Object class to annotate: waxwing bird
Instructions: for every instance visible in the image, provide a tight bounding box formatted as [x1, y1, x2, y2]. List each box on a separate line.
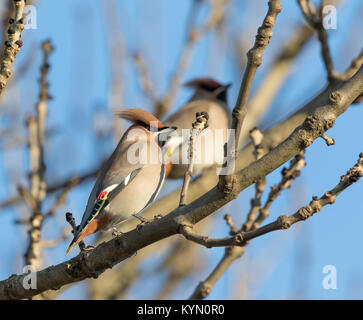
[163, 77, 230, 178]
[66, 108, 177, 255]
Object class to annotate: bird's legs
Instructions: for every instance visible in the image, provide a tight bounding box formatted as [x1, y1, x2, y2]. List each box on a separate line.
[132, 213, 151, 232]
[132, 213, 150, 223]
[80, 244, 95, 252]
[112, 227, 123, 237]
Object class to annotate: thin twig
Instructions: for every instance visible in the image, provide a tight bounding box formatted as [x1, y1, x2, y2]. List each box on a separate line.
[183, 153, 363, 249]
[243, 128, 266, 231]
[297, 0, 341, 83]
[156, 0, 228, 118]
[65, 212, 85, 251]
[237, 22, 314, 146]
[224, 214, 237, 235]
[100, 0, 124, 141]
[252, 150, 306, 229]
[189, 246, 244, 300]
[179, 112, 209, 206]
[44, 181, 77, 218]
[219, 0, 282, 193]
[132, 52, 158, 104]
[0, 166, 101, 211]
[24, 40, 54, 269]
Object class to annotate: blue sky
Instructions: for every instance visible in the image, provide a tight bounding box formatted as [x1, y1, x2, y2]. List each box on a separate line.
[0, 0, 362, 299]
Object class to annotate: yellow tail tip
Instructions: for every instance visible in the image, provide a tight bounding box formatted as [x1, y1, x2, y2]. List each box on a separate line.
[65, 242, 76, 256]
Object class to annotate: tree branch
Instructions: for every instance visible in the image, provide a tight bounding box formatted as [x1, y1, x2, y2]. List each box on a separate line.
[23, 40, 54, 270]
[156, 0, 227, 118]
[219, 0, 282, 192]
[179, 112, 209, 206]
[0, 64, 361, 299]
[0, 0, 25, 93]
[186, 152, 362, 250]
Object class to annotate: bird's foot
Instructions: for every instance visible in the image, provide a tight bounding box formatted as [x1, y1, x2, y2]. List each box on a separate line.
[81, 245, 94, 252]
[132, 213, 151, 233]
[112, 228, 123, 237]
[153, 214, 163, 220]
[132, 213, 150, 224]
[136, 222, 147, 233]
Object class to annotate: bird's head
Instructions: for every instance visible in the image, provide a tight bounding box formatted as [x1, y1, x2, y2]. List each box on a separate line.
[115, 108, 180, 160]
[184, 77, 231, 103]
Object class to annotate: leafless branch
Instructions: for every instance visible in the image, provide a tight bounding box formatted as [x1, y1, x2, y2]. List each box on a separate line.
[238, 23, 314, 146]
[219, 0, 282, 192]
[65, 212, 85, 251]
[156, 0, 228, 118]
[0, 166, 101, 211]
[100, 0, 124, 141]
[186, 152, 362, 250]
[243, 128, 266, 231]
[189, 246, 245, 300]
[24, 40, 54, 270]
[0, 0, 25, 94]
[132, 53, 158, 104]
[179, 112, 209, 206]
[252, 150, 306, 229]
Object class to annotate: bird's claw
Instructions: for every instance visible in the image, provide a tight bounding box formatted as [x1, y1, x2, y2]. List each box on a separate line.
[132, 213, 150, 224]
[136, 222, 147, 233]
[81, 245, 94, 252]
[112, 228, 123, 237]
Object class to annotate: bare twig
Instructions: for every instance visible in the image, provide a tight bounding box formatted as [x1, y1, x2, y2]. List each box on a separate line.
[224, 214, 237, 235]
[0, 0, 25, 94]
[44, 181, 77, 218]
[100, 0, 124, 141]
[238, 23, 314, 146]
[40, 227, 68, 249]
[242, 128, 266, 231]
[132, 53, 158, 104]
[183, 153, 363, 250]
[0, 166, 101, 211]
[65, 212, 85, 251]
[189, 246, 244, 300]
[296, 0, 360, 84]
[252, 150, 306, 229]
[179, 112, 209, 206]
[219, 0, 282, 192]
[156, 0, 228, 118]
[24, 40, 54, 269]
[341, 48, 363, 82]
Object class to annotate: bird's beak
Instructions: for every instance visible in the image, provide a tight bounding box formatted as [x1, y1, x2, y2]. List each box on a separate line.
[215, 83, 231, 94]
[224, 83, 232, 89]
[163, 134, 185, 161]
[158, 126, 177, 135]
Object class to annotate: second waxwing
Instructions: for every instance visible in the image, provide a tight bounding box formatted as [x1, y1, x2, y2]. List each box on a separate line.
[163, 77, 230, 179]
[66, 108, 177, 255]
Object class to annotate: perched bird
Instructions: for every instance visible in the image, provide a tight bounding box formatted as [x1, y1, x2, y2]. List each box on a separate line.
[163, 77, 231, 178]
[66, 108, 177, 255]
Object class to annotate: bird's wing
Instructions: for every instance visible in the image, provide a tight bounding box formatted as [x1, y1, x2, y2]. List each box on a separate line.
[78, 138, 147, 232]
